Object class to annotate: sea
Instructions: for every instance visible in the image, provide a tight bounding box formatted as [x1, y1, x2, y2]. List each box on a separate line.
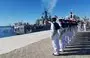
[0, 26, 15, 38]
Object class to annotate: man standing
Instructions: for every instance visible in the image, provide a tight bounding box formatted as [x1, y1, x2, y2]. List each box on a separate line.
[83, 21, 86, 31]
[50, 18, 60, 56]
[58, 19, 64, 52]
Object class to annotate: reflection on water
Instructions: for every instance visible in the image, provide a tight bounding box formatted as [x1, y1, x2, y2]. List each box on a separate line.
[0, 26, 15, 38]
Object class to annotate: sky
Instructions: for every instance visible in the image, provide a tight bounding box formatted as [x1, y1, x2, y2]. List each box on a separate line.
[0, 0, 90, 26]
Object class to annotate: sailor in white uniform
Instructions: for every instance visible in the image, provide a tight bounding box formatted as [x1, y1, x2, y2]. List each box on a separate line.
[58, 19, 64, 52]
[78, 22, 81, 32]
[50, 18, 60, 56]
[83, 22, 86, 31]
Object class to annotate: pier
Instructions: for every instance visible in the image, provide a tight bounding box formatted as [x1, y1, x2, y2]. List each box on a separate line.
[0, 26, 90, 58]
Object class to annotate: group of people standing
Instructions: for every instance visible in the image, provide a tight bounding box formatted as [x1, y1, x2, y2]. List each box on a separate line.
[50, 17, 78, 56]
[78, 21, 87, 32]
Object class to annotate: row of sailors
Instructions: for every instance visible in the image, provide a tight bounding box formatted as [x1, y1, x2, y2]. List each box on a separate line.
[49, 18, 78, 29]
[50, 18, 86, 56]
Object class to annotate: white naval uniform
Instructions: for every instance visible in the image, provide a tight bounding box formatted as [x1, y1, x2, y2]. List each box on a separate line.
[50, 22, 60, 54]
[78, 23, 81, 32]
[83, 23, 86, 31]
[58, 22, 63, 51]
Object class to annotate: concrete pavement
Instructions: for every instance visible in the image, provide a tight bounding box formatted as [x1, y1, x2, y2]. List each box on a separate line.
[0, 30, 90, 58]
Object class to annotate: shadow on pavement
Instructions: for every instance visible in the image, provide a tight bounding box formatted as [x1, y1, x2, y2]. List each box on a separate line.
[60, 43, 90, 56]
